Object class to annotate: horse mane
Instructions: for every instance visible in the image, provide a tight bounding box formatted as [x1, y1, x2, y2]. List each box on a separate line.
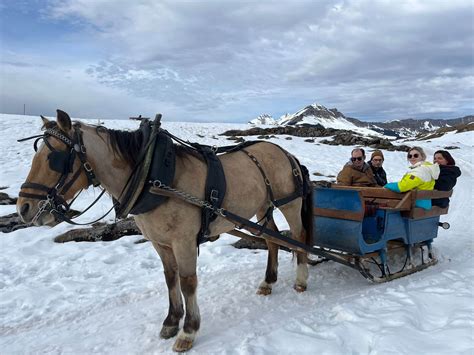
[105, 126, 203, 167]
[106, 127, 144, 166]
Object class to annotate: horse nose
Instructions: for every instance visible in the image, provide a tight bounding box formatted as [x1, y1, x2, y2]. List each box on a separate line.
[19, 202, 31, 219]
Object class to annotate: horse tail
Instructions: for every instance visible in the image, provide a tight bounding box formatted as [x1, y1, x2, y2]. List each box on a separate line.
[295, 161, 313, 246]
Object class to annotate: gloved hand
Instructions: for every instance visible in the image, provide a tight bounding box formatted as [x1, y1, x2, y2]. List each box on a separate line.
[384, 182, 401, 192]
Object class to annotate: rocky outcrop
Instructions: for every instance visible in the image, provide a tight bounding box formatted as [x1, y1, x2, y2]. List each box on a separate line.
[221, 126, 409, 151]
[0, 192, 17, 205]
[221, 124, 339, 138]
[416, 122, 474, 140]
[0, 213, 27, 233]
[54, 217, 142, 243]
[320, 132, 410, 151]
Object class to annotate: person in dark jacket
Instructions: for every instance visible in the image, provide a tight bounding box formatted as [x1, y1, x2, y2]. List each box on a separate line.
[432, 150, 461, 208]
[368, 150, 387, 186]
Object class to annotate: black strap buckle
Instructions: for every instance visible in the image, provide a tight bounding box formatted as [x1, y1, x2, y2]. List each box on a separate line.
[210, 189, 219, 203]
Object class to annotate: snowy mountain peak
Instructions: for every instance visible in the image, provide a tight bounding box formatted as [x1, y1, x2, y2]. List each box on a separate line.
[277, 103, 349, 127]
[249, 103, 382, 136]
[248, 114, 277, 126]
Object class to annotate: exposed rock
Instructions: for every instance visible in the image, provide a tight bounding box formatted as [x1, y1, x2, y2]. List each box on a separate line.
[232, 237, 267, 250]
[457, 122, 474, 133]
[54, 217, 142, 243]
[320, 132, 409, 151]
[232, 234, 291, 252]
[0, 209, 84, 233]
[221, 124, 337, 138]
[312, 180, 334, 188]
[257, 135, 277, 140]
[0, 213, 28, 233]
[226, 136, 245, 143]
[0, 192, 17, 205]
[417, 122, 474, 140]
[221, 125, 408, 151]
[444, 146, 460, 150]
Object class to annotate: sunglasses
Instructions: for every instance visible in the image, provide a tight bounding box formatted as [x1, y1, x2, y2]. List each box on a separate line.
[408, 153, 420, 159]
[351, 157, 364, 162]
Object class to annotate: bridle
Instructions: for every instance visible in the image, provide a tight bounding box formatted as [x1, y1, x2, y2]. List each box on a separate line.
[18, 123, 107, 225]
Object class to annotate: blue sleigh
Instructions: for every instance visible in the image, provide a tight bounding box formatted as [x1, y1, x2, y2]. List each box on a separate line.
[311, 186, 452, 281]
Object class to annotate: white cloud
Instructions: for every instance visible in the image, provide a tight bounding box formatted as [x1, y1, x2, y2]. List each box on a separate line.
[1, 0, 472, 121]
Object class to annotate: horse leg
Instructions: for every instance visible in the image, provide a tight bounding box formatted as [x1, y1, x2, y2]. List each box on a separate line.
[151, 242, 184, 339]
[280, 199, 309, 292]
[172, 244, 200, 352]
[256, 206, 280, 296]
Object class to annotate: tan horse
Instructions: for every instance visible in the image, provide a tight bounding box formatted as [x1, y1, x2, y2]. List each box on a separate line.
[17, 110, 312, 352]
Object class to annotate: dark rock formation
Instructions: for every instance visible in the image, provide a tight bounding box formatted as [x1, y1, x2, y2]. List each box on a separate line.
[0, 213, 28, 233]
[221, 124, 338, 138]
[54, 217, 142, 243]
[320, 133, 410, 151]
[0, 192, 17, 205]
[232, 237, 268, 250]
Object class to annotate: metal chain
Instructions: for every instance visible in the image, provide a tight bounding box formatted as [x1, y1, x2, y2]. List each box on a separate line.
[150, 180, 226, 217]
[45, 129, 73, 146]
[31, 198, 53, 225]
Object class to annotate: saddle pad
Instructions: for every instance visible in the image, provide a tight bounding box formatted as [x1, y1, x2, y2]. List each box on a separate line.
[129, 131, 176, 215]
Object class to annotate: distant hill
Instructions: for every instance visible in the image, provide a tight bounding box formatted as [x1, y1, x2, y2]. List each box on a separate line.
[347, 115, 474, 138]
[249, 103, 474, 138]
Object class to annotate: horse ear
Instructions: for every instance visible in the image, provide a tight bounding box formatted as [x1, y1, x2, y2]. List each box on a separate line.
[40, 115, 50, 127]
[56, 109, 72, 132]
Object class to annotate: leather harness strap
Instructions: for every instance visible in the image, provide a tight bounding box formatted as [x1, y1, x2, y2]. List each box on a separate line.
[18, 123, 107, 225]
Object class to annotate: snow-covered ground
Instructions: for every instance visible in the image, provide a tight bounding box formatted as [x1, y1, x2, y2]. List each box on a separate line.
[0, 114, 473, 354]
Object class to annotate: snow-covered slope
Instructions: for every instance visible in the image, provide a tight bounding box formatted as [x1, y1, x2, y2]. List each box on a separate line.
[255, 103, 385, 137]
[248, 114, 277, 126]
[1, 114, 473, 354]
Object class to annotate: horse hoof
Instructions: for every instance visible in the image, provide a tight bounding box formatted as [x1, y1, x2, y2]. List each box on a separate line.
[160, 325, 179, 339]
[173, 337, 194, 352]
[256, 286, 272, 295]
[294, 284, 307, 293]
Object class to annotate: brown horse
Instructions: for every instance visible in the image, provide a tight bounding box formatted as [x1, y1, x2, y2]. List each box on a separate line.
[17, 110, 312, 352]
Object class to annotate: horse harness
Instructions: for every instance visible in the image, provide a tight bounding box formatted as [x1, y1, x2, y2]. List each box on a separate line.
[104, 115, 309, 245]
[18, 117, 310, 247]
[18, 123, 103, 225]
[144, 126, 310, 245]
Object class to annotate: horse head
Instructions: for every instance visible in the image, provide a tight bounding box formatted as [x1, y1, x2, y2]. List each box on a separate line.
[17, 110, 93, 226]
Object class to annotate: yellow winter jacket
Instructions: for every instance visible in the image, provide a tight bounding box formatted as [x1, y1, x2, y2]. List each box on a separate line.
[398, 162, 440, 192]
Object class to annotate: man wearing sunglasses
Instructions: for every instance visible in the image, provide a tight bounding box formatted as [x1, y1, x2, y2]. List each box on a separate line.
[336, 148, 377, 187]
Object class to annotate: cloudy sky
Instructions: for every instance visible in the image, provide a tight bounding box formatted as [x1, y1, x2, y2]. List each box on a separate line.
[1, 0, 473, 122]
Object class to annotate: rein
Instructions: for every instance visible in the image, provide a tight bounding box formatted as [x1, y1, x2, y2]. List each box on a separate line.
[18, 124, 110, 225]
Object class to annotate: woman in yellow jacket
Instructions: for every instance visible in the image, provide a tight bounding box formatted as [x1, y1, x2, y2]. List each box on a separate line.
[384, 146, 440, 210]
